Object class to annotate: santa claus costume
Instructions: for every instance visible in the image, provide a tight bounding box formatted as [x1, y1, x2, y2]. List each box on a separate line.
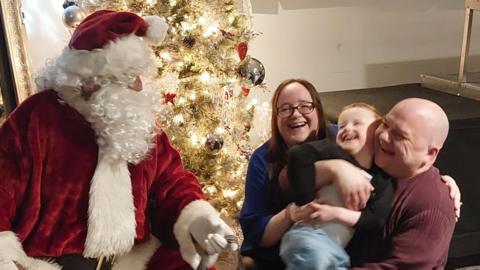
[0, 10, 235, 270]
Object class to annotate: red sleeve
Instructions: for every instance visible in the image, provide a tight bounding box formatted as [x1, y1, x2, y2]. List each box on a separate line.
[149, 132, 205, 245]
[0, 113, 32, 232]
[353, 209, 454, 269]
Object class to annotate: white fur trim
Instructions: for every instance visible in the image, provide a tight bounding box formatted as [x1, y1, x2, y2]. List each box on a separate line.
[0, 231, 26, 263]
[0, 231, 61, 270]
[173, 200, 219, 269]
[142, 16, 168, 45]
[83, 154, 137, 258]
[52, 35, 156, 85]
[112, 235, 161, 270]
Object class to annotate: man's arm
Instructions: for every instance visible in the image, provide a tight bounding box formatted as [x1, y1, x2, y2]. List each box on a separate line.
[0, 112, 34, 268]
[353, 209, 455, 269]
[150, 132, 206, 243]
[314, 159, 373, 210]
[151, 133, 236, 269]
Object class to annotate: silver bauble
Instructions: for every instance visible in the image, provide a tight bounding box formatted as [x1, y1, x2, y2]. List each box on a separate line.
[205, 134, 224, 154]
[62, 5, 86, 28]
[238, 56, 265, 86]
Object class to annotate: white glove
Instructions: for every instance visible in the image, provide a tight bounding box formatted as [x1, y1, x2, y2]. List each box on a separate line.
[189, 214, 239, 268]
[0, 259, 18, 270]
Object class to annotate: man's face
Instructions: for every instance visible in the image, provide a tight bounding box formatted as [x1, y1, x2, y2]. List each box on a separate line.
[374, 107, 430, 179]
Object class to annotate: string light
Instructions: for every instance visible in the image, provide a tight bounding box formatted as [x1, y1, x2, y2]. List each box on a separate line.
[145, 0, 157, 6]
[160, 51, 172, 61]
[200, 71, 210, 82]
[190, 134, 200, 145]
[173, 114, 184, 125]
[223, 189, 239, 199]
[203, 24, 218, 37]
[177, 97, 187, 105]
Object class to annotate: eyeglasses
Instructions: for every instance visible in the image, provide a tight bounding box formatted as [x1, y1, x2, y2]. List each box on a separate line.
[277, 102, 315, 118]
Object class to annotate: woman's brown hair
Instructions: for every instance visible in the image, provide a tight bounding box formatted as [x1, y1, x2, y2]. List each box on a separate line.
[267, 79, 330, 165]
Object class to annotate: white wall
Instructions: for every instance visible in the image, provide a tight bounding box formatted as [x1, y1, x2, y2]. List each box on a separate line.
[248, 0, 480, 100]
[21, 0, 480, 98]
[22, 0, 71, 82]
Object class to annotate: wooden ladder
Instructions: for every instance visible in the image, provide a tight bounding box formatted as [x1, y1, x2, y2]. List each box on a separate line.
[459, 0, 480, 82]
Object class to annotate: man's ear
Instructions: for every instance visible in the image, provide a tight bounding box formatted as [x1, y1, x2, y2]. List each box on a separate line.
[427, 146, 439, 163]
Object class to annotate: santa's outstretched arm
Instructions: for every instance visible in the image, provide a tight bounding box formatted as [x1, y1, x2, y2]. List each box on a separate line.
[149, 133, 237, 269]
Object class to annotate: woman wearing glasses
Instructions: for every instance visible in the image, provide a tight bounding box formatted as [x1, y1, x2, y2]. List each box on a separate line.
[239, 78, 354, 268]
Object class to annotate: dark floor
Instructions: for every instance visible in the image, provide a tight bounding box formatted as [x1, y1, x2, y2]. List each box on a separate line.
[318, 83, 480, 122]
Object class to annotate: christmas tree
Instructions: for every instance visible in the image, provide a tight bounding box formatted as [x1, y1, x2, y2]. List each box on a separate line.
[72, 0, 266, 220]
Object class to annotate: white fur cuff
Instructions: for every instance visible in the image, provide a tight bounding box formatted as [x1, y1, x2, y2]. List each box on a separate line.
[0, 231, 26, 262]
[112, 235, 161, 270]
[0, 231, 61, 270]
[173, 200, 219, 269]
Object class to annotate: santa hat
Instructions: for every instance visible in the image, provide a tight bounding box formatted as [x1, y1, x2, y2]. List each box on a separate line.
[55, 10, 168, 81]
[70, 10, 166, 50]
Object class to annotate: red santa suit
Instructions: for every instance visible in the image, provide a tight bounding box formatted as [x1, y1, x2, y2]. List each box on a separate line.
[0, 10, 231, 270]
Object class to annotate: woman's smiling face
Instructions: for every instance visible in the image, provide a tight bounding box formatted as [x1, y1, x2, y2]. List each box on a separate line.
[276, 82, 319, 148]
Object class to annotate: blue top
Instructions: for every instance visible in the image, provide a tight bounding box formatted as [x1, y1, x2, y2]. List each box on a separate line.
[239, 124, 338, 262]
[240, 140, 271, 250]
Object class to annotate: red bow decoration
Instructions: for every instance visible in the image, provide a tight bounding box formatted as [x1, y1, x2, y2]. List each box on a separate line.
[163, 93, 176, 105]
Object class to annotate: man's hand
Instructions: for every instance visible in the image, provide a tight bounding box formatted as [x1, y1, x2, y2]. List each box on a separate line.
[189, 214, 238, 268]
[441, 175, 461, 220]
[316, 159, 373, 210]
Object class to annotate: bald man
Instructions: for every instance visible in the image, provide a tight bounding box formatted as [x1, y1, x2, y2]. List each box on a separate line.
[300, 98, 456, 268]
[350, 98, 456, 269]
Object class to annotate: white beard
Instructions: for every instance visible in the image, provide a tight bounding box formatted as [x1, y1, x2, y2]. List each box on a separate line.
[57, 81, 161, 164]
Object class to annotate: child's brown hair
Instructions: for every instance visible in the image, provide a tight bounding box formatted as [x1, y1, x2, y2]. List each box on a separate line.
[340, 102, 382, 120]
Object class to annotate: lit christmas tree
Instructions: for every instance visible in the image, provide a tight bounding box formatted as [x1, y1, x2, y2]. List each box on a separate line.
[71, 0, 267, 220]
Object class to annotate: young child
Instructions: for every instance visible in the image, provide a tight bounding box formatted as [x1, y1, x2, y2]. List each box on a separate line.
[279, 103, 395, 269]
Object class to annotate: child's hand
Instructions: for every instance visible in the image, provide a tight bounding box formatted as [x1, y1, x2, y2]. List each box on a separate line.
[307, 201, 361, 226]
[307, 202, 339, 223]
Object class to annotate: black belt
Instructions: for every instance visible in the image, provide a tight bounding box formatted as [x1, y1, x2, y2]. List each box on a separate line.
[54, 254, 115, 270]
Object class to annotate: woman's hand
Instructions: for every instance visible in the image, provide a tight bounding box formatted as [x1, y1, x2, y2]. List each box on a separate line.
[441, 175, 461, 220]
[315, 159, 373, 210]
[286, 203, 314, 223]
